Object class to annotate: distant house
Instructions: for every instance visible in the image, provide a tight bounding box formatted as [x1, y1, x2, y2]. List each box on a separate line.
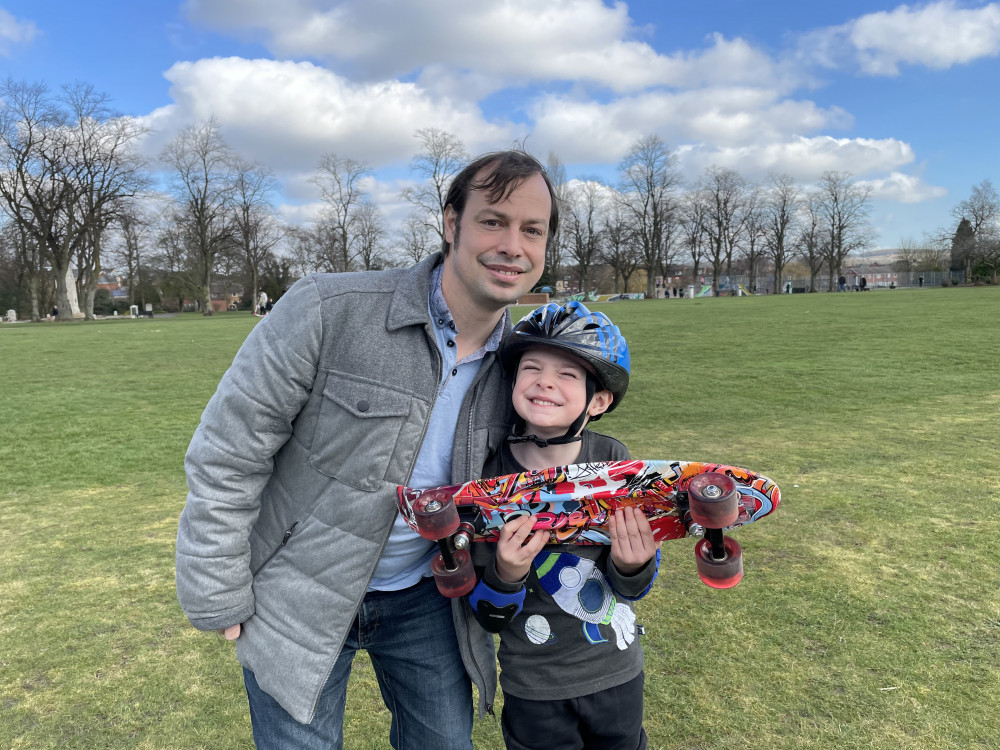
[96, 271, 129, 301]
[180, 283, 245, 313]
[844, 264, 899, 289]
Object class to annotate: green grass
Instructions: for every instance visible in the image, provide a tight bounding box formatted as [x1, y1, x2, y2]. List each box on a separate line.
[2, 289, 998, 749]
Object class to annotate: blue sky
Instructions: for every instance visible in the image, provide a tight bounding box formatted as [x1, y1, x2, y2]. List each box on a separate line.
[3, 0, 999, 250]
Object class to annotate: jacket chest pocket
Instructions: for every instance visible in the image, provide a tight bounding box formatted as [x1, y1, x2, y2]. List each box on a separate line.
[309, 376, 415, 492]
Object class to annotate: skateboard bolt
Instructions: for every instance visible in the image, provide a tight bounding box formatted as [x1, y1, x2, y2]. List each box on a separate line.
[423, 499, 442, 512]
[701, 484, 722, 499]
[454, 533, 470, 550]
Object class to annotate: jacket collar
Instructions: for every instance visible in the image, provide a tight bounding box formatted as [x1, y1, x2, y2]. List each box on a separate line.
[385, 251, 514, 344]
[386, 252, 444, 331]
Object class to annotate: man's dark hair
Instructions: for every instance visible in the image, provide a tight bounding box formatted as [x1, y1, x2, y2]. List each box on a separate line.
[442, 150, 559, 256]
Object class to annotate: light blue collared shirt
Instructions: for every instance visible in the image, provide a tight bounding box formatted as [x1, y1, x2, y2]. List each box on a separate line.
[368, 264, 508, 591]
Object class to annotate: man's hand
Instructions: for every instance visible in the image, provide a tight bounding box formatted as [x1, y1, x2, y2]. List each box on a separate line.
[494, 515, 547, 583]
[609, 507, 659, 575]
[219, 624, 241, 641]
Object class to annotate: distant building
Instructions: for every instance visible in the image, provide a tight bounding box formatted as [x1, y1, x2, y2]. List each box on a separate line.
[844, 264, 899, 289]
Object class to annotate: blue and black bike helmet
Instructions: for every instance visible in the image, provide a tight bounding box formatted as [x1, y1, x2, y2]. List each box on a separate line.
[501, 301, 631, 446]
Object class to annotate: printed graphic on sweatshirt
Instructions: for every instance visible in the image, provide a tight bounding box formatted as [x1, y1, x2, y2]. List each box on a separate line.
[523, 614, 557, 645]
[532, 551, 635, 650]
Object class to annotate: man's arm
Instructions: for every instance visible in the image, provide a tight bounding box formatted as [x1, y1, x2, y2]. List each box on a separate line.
[175, 277, 323, 631]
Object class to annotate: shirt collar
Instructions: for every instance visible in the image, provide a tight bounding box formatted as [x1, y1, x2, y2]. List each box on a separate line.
[429, 263, 510, 358]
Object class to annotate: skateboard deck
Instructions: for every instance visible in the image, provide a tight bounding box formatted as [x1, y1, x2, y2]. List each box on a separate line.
[397, 460, 779, 594]
[398, 459, 779, 545]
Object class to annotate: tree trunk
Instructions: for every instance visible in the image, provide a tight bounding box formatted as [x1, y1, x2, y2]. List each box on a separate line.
[29, 275, 41, 322]
[201, 258, 213, 315]
[52, 262, 74, 320]
[84, 284, 97, 320]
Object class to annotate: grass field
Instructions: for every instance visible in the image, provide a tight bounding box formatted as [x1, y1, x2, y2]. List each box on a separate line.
[1, 287, 998, 749]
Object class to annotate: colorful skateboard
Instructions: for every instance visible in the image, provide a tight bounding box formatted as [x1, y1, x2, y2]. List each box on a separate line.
[397, 460, 780, 597]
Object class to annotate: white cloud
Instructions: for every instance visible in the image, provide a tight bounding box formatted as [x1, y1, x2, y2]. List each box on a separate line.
[675, 136, 916, 184]
[184, 0, 807, 94]
[857, 171, 948, 203]
[0, 8, 37, 56]
[137, 57, 512, 174]
[528, 87, 853, 164]
[800, 1, 1000, 75]
[154, 0, 958, 229]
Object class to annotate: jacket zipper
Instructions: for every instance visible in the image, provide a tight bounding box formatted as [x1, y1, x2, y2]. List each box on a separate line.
[252, 521, 300, 576]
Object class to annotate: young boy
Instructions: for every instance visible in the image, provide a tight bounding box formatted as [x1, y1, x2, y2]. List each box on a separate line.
[470, 301, 660, 750]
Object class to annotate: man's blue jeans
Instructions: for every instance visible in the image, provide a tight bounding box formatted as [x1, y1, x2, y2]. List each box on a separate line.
[244, 577, 474, 750]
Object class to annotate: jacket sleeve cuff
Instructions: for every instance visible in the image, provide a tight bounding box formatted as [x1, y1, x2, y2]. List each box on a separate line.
[185, 602, 256, 632]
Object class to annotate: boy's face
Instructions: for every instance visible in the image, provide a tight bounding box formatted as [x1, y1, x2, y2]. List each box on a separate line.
[512, 347, 613, 440]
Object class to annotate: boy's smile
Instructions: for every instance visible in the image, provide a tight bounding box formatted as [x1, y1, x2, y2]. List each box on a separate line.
[512, 347, 611, 440]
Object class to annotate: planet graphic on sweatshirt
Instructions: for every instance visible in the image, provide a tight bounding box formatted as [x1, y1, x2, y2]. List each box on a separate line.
[524, 615, 556, 645]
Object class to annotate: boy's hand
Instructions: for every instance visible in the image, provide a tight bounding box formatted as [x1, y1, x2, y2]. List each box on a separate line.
[609, 507, 659, 575]
[494, 515, 547, 583]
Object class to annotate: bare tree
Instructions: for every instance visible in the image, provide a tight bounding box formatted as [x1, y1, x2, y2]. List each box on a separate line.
[892, 236, 922, 273]
[700, 166, 747, 291]
[815, 171, 873, 291]
[284, 226, 325, 277]
[680, 191, 708, 290]
[64, 83, 149, 319]
[311, 153, 370, 273]
[599, 200, 640, 293]
[951, 179, 1000, 279]
[0, 218, 48, 320]
[400, 128, 468, 244]
[974, 234, 1000, 282]
[160, 118, 235, 314]
[738, 186, 768, 293]
[564, 179, 605, 296]
[917, 230, 951, 272]
[231, 157, 282, 312]
[617, 135, 680, 297]
[545, 151, 569, 287]
[152, 208, 201, 312]
[763, 173, 801, 296]
[397, 210, 435, 265]
[110, 196, 159, 309]
[0, 79, 146, 320]
[795, 196, 826, 292]
[354, 201, 387, 271]
[951, 179, 999, 238]
[0, 80, 75, 320]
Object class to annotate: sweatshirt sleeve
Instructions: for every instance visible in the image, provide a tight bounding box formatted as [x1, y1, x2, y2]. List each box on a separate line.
[606, 549, 660, 600]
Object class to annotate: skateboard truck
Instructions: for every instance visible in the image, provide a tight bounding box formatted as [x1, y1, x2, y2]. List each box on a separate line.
[411, 490, 477, 598]
[686, 473, 744, 589]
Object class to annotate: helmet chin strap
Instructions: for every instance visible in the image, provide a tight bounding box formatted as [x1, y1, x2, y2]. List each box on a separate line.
[507, 376, 596, 449]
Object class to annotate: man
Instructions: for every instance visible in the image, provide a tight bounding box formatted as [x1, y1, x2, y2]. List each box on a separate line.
[176, 151, 557, 749]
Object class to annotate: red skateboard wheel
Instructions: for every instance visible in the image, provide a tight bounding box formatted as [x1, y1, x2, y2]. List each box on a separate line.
[688, 472, 739, 529]
[412, 489, 460, 541]
[694, 536, 743, 589]
[431, 547, 475, 598]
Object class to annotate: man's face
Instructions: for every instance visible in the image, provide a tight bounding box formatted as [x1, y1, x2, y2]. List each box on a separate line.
[441, 170, 550, 316]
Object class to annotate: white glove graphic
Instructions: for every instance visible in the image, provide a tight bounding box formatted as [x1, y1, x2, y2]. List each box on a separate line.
[534, 552, 636, 650]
